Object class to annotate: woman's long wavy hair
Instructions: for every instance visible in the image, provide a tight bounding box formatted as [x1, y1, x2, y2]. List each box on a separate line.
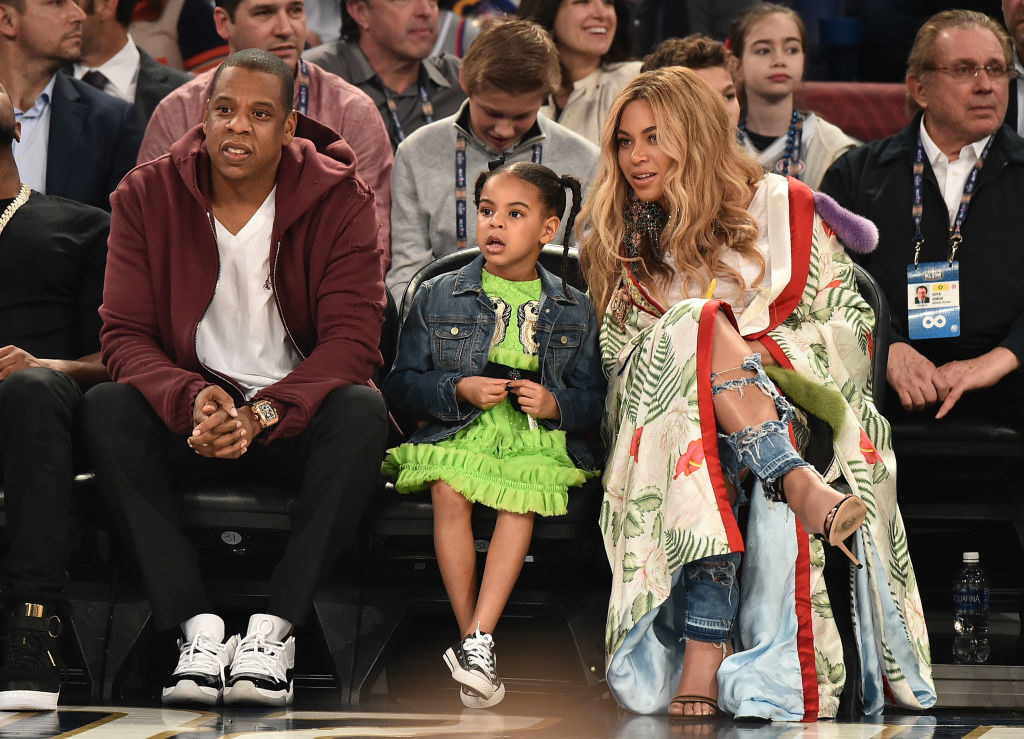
[579, 67, 765, 320]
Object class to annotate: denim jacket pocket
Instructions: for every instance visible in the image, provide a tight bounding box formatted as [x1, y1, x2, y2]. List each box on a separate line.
[540, 326, 584, 377]
[430, 318, 478, 373]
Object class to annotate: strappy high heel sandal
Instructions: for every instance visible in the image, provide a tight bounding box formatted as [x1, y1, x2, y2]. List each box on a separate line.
[819, 494, 867, 568]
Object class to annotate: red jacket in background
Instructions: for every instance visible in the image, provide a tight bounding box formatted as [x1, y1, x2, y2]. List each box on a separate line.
[100, 113, 385, 441]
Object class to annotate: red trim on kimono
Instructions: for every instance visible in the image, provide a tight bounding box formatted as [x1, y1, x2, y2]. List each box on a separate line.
[794, 514, 819, 721]
[762, 343, 819, 720]
[696, 299, 744, 553]
[747, 176, 816, 340]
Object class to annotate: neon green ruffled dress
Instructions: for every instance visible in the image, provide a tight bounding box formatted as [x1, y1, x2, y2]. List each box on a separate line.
[382, 271, 592, 516]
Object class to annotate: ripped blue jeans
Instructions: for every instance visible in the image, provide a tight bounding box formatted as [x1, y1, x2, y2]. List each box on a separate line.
[675, 552, 742, 643]
[713, 354, 809, 502]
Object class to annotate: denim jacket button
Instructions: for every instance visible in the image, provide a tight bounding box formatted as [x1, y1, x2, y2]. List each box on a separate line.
[450, 327, 459, 335]
[560, 335, 568, 344]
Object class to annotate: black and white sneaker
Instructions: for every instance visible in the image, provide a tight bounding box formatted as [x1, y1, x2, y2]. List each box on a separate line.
[0, 604, 63, 711]
[223, 617, 294, 706]
[161, 633, 238, 705]
[442, 628, 505, 708]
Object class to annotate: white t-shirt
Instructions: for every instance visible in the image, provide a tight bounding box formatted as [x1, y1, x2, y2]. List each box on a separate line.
[195, 187, 300, 400]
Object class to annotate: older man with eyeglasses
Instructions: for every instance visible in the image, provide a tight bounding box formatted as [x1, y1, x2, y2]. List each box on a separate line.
[821, 9, 1024, 430]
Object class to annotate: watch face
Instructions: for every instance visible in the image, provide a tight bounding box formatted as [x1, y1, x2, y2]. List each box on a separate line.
[255, 401, 277, 425]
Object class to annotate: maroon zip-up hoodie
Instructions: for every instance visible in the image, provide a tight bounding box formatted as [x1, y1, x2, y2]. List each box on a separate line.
[100, 114, 385, 441]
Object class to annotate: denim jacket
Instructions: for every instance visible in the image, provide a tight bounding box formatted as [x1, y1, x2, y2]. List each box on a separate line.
[382, 255, 606, 470]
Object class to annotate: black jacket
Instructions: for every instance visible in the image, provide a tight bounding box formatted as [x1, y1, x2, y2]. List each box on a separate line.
[47, 72, 142, 211]
[820, 115, 1024, 369]
[134, 47, 192, 127]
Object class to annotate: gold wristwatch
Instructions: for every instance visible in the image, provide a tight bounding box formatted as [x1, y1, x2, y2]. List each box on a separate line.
[250, 399, 279, 430]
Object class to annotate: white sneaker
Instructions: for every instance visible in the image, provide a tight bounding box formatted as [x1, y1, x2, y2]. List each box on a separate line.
[223, 616, 295, 706]
[161, 633, 238, 705]
[442, 628, 505, 708]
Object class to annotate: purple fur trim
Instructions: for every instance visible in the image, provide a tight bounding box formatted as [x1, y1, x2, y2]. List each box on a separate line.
[813, 191, 878, 254]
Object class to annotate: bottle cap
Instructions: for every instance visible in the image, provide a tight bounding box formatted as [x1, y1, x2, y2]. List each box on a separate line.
[963, 552, 980, 562]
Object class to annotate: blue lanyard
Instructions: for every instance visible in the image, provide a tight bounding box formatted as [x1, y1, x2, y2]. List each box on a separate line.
[384, 81, 434, 144]
[912, 136, 992, 267]
[455, 134, 542, 249]
[297, 60, 309, 116]
[739, 109, 803, 177]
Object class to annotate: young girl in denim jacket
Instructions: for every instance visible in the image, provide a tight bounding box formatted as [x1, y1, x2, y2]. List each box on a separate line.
[382, 162, 605, 708]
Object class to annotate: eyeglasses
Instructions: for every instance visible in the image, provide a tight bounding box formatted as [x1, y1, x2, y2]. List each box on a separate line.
[926, 63, 1019, 81]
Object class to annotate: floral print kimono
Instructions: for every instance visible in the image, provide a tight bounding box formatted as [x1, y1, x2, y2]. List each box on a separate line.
[599, 174, 936, 719]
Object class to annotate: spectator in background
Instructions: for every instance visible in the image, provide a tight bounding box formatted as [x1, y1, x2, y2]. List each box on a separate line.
[304, 0, 465, 151]
[431, 0, 482, 59]
[0, 80, 110, 712]
[130, 0, 229, 73]
[83, 49, 387, 708]
[138, 0, 394, 264]
[0, 0, 142, 210]
[821, 10, 1024, 428]
[640, 34, 740, 127]
[386, 19, 598, 300]
[1003, 0, 1024, 135]
[517, 0, 640, 146]
[729, 3, 856, 189]
[75, 0, 192, 127]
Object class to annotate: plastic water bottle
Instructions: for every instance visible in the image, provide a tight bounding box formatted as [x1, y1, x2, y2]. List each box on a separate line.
[952, 552, 990, 664]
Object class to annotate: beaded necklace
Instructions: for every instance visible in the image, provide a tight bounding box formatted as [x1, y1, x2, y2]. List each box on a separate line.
[0, 183, 30, 236]
[739, 109, 804, 177]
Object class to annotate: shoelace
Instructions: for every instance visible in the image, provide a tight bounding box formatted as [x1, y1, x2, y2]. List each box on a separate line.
[231, 632, 288, 683]
[175, 633, 228, 682]
[462, 628, 496, 682]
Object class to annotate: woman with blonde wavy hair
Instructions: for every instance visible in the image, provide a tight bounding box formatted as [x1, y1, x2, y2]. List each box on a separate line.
[583, 67, 935, 721]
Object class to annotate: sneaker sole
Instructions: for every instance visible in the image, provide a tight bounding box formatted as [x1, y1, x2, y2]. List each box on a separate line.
[0, 689, 59, 711]
[161, 680, 221, 706]
[223, 679, 294, 706]
[460, 682, 505, 709]
[442, 647, 497, 699]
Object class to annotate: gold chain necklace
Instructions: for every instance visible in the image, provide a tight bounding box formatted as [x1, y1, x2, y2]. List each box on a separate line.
[0, 183, 31, 235]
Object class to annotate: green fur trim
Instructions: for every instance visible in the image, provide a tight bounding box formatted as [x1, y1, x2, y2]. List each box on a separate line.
[765, 366, 846, 438]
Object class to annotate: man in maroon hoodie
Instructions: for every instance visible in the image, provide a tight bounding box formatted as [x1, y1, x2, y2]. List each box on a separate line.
[81, 48, 386, 707]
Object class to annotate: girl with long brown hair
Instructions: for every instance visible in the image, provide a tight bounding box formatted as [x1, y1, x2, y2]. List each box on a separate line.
[729, 3, 857, 188]
[582, 67, 934, 720]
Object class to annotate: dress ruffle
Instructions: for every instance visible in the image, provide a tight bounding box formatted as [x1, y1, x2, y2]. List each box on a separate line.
[382, 398, 591, 516]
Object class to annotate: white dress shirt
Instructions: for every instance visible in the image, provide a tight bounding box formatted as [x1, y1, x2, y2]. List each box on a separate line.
[919, 118, 991, 225]
[12, 75, 56, 193]
[74, 35, 141, 104]
[195, 187, 301, 401]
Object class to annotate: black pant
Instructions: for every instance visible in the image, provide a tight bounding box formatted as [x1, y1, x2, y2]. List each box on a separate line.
[82, 382, 387, 631]
[0, 368, 82, 604]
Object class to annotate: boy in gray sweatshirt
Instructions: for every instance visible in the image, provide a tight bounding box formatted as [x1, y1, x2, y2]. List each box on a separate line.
[387, 19, 600, 300]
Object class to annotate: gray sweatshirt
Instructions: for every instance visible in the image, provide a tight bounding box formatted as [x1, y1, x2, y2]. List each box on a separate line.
[387, 100, 599, 299]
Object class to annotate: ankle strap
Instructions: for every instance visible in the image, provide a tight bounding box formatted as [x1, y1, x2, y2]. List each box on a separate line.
[7, 613, 62, 638]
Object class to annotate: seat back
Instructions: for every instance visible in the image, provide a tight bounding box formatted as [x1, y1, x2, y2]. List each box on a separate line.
[798, 81, 910, 142]
[852, 262, 891, 412]
[399, 245, 585, 326]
